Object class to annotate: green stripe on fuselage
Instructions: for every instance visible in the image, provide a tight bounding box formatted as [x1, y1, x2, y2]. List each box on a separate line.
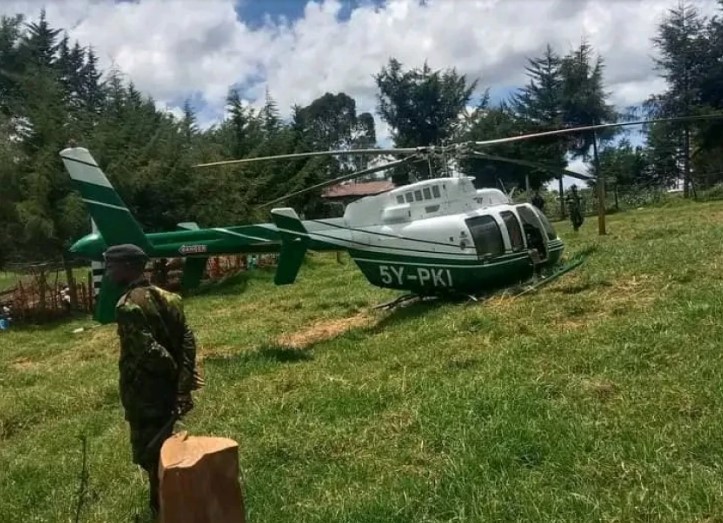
[351, 251, 533, 294]
[350, 241, 565, 294]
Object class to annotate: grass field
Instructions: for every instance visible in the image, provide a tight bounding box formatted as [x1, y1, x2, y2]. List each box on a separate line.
[0, 267, 90, 292]
[2, 199, 723, 522]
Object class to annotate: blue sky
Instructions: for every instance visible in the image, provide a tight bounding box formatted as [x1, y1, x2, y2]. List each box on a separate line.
[235, 0, 387, 27]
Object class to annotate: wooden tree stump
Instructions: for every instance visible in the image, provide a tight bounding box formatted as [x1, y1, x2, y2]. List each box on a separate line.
[158, 432, 245, 523]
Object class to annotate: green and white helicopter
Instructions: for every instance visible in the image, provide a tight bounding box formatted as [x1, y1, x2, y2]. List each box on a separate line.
[60, 114, 720, 323]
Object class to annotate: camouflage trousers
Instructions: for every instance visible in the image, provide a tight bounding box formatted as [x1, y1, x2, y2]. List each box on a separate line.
[129, 416, 175, 513]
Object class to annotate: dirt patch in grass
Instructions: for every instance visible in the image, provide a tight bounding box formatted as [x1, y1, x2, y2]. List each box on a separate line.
[9, 357, 38, 371]
[580, 378, 619, 401]
[554, 318, 590, 332]
[599, 275, 659, 312]
[485, 294, 519, 312]
[277, 313, 375, 349]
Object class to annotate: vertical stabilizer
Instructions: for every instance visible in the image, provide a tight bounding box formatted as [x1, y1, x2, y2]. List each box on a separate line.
[270, 208, 309, 285]
[59, 147, 152, 252]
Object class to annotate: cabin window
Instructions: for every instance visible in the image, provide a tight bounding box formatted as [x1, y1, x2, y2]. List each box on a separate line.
[405, 193, 414, 203]
[414, 190, 423, 201]
[423, 187, 432, 200]
[396, 195, 404, 204]
[433, 186, 441, 197]
[500, 211, 525, 251]
[425, 205, 440, 213]
[465, 215, 504, 257]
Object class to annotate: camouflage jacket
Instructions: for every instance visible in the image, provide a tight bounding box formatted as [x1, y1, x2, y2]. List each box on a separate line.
[115, 278, 199, 422]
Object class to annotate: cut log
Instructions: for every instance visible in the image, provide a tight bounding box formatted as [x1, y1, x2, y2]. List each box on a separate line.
[158, 431, 245, 523]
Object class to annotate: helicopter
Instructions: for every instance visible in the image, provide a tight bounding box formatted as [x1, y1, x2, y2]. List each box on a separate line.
[60, 113, 722, 323]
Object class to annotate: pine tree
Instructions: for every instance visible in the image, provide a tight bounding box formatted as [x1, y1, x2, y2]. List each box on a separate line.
[225, 88, 255, 159]
[261, 87, 281, 137]
[692, 2, 723, 183]
[560, 40, 617, 159]
[21, 9, 61, 69]
[81, 47, 104, 117]
[0, 14, 25, 116]
[180, 99, 198, 143]
[509, 45, 567, 195]
[375, 58, 477, 183]
[648, 1, 708, 196]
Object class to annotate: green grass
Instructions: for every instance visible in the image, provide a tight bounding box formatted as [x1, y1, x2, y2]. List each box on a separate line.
[0, 271, 20, 292]
[0, 267, 90, 292]
[3, 200, 723, 522]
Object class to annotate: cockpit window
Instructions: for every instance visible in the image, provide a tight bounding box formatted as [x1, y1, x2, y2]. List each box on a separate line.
[535, 210, 557, 240]
[396, 195, 404, 204]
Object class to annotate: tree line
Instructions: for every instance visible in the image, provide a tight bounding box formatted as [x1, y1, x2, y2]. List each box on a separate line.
[0, 2, 721, 267]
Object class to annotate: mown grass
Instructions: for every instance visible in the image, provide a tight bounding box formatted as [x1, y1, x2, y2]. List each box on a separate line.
[3, 200, 723, 522]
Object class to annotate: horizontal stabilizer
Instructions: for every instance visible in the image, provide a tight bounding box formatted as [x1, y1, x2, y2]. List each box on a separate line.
[270, 208, 309, 285]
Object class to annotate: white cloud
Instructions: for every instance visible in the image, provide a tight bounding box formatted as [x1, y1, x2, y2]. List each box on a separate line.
[3, 0, 719, 135]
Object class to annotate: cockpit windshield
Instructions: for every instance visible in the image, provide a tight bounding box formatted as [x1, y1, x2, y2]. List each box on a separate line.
[533, 209, 558, 240]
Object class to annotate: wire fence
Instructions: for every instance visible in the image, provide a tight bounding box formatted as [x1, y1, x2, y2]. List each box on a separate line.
[512, 182, 700, 222]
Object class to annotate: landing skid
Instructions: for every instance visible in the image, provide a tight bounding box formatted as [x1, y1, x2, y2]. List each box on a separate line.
[373, 293, 436, 310]
[469, 249, 591, 301]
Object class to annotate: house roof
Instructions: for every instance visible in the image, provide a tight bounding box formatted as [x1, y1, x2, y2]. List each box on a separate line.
[322, 180, 395, 199]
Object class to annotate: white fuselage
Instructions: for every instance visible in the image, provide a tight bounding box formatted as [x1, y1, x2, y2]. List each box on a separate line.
[302, 176, 559, 261]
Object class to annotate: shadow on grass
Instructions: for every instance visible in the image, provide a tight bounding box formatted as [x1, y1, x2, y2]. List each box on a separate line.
[184, 266, 278, 299]
[186, 271, 251, 298]
[369, 298, 445, 331]
[203, 343, 314, 378]
[256, 344, 314, 363]
[5, 311, 94, 332]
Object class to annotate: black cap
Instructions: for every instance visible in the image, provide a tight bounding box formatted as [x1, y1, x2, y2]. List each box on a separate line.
[103, 244, 149, 264]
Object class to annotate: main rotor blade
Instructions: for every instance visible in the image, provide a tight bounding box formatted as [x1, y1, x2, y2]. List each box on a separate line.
[258, 156, 421, 208]
[471, 113, 723, 148]
[467, 151, 594, 182]
[193, 147, 419, 168]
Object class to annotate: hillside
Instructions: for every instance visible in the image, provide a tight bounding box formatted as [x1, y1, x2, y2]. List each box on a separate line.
[2, 200, 723, 522]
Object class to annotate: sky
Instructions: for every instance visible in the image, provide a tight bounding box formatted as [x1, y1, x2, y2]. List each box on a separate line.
[2, 0, 719, 187]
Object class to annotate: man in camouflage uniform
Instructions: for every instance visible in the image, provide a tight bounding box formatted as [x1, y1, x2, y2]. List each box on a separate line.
[104, 244, 203, 516]
[566, 185, 584, 232]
